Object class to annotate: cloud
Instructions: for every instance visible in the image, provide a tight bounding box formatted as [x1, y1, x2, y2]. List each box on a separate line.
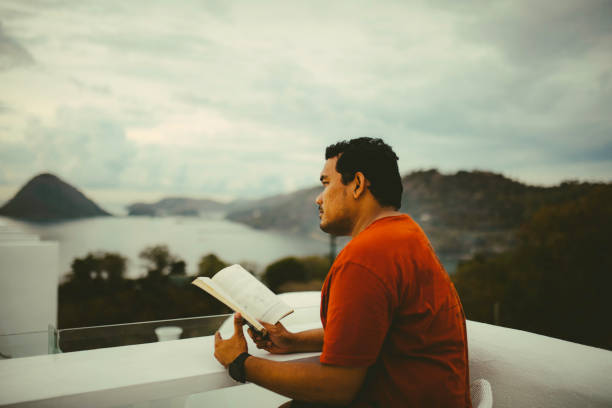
[456, 0, 612, 66]
[125, 109, 234, 147]
[0, 0, 610, 202]
[0, 142, 35, 185]
[0, 101, 10, 114]
[2, 102, 322, 198]
[0, 21, 34, 70]
[22, 107, 136, 189]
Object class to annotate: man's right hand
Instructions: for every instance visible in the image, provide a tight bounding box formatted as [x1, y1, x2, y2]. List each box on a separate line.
[248, 321, 297, 354]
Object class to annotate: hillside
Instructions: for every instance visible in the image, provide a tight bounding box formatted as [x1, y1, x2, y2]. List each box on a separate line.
[227, 169, 600, 233]
[400, 169, 597, 230]
[0, 173, 110, 221]
[225, 186, 323, 236]
[224, 169, 607, 271]
[127, 197, 226, 216]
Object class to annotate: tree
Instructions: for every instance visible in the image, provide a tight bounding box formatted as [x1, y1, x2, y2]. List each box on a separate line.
[68, 252, 127, 285]
[261, 255, 332, 293]
[453, 186, 612, 349]
[300, 256, 332, 281]
[139, 244, 184, 280]
[169, 260, 186, 276]
[263, 257, 308, 293]
[197, 253, 229, 278]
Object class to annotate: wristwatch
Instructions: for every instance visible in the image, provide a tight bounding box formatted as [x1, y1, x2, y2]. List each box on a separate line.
[228, 352, 251, 383]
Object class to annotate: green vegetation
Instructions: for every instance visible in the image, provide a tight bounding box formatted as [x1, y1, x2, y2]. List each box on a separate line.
[59, 248, 228, 329]
[262, 255, 331, 293]
[452, 185, 612, 350]
[197, 253, 229, 278]
[139, 244, 186, 279]
[67, 252, 127, 285]
[58, 249, 331, 329]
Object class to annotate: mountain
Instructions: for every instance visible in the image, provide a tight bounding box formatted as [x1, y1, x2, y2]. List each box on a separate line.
[127, 197, 226, 216]
[227, 169, 601, 233]
[0, 173, 110, 221]
[224, 169, 607, 271]
[400, 169, 602, 229]
[401, 169, 536, 230]
[225, 186, 323, 236]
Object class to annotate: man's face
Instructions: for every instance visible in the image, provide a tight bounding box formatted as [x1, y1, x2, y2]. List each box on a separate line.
[315, 156, 354, 236]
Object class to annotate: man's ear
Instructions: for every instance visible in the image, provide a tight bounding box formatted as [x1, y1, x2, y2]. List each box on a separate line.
[352, 172, 367, 199]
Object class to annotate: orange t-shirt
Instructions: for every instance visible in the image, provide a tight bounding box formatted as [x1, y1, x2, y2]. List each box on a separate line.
[320, 215, 471, 408]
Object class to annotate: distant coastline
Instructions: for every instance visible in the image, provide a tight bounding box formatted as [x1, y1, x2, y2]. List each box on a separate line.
[4, 170, 609, 275]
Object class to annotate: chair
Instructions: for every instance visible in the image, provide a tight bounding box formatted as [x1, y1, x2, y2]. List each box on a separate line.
[470, 378, 493, 408]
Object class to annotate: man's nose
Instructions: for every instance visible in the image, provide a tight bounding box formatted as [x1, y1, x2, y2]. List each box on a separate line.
[315, 193, 322, 206]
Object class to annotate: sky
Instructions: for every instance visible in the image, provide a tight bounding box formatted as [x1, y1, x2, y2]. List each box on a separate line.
[0, 0, 611, 207]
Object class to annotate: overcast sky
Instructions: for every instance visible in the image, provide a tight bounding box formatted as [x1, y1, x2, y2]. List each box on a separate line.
[0, 0, 610, 205]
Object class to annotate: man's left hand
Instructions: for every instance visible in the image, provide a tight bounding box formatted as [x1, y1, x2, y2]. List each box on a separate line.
[214, 313, 248, 368]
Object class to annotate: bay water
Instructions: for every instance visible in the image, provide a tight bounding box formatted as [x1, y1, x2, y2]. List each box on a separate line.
[2, 215, 333, 280]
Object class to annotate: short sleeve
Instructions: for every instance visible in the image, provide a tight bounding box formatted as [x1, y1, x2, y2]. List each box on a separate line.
[320, 262, 392, 367]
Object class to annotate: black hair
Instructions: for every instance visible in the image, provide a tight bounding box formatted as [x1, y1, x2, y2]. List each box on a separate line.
[325, 137, 402, 209]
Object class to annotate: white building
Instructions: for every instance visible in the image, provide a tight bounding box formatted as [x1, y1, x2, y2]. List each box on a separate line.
[0, 218, 59, 358]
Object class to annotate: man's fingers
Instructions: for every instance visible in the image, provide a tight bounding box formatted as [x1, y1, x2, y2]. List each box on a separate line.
[248, 327, 259, 340]
[233, 313, 246, 339]
[233, 313, 243, 332]
[234, 313, 244, 328]
[254, 340, 272, 350]
[253, 338, 266, 346]
[214, 331, 222, 345]
[260, 321, 275, 332]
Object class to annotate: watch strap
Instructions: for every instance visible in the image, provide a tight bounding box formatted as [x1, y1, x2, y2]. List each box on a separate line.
[228, 352, 251, 383]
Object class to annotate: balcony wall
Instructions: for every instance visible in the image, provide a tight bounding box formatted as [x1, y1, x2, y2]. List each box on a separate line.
[1, 291, 611, 407]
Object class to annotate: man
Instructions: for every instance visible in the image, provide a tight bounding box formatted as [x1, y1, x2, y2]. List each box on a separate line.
[214, 137, 472, 407]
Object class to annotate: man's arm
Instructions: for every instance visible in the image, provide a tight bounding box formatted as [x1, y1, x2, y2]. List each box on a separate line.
[245, 357, 367, 405]
[291, 328, 324, 352]
[215, 314, 367, 405]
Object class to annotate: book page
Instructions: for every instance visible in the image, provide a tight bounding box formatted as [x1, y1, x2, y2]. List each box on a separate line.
[212, 264, 293, 324]
[191, 277, 264, 332]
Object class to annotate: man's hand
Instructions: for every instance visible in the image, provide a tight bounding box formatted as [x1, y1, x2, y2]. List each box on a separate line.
[214, 313, 248, 368]
[248, 321, 296, 354]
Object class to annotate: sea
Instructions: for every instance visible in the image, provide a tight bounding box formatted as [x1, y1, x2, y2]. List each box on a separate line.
[1, 213, 335, 280]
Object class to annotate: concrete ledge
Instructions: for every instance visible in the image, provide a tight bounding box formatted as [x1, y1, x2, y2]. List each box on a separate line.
[467, 320, 612, 408]
[0, 321, 321, 407]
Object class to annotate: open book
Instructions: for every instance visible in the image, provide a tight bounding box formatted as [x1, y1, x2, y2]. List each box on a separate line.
[192, 264, 294, 333]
